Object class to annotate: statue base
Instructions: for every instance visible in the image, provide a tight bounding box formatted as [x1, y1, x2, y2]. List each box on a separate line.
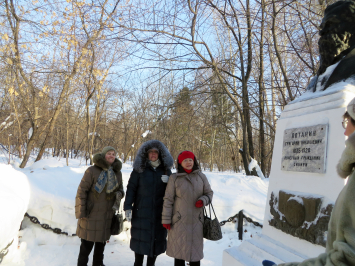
[222, 87, 355, 265]
[222, 233, 311, 266]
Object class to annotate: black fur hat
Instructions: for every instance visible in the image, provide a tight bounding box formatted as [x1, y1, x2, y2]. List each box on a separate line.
[133, 140, 174, 173]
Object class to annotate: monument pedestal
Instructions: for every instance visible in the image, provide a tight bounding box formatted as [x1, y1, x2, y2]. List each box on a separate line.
[222, 87, 355, 265]
[223, 233, 310, 266]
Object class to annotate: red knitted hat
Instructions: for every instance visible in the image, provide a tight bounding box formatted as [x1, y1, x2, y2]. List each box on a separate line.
[178, 151, 195, 164]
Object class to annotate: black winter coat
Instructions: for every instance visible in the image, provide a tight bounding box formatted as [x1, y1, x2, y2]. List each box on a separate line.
[124, 162, 172, 256]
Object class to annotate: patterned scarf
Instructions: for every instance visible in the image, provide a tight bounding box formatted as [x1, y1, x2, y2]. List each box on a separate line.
[94, 167, 118, 195]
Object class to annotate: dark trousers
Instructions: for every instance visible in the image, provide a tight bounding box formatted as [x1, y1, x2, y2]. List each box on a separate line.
[134, 252, 157, 266]
[174, 258, 200, 266]
[77, 238, 106, 266]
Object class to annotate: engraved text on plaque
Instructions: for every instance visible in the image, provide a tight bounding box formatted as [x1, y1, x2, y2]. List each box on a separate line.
[281, 124, 328, 173]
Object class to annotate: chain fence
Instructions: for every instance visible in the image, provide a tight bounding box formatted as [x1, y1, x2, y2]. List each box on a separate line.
[219, 210, 263, 240]
[219, 210, 263, 227]
[24, 209, 262, 242]
[24, 213, 76, 237]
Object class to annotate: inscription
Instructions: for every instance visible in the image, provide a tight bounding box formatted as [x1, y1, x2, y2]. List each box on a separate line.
[281, 124, 328, 173]
[292, 131, 316, 138]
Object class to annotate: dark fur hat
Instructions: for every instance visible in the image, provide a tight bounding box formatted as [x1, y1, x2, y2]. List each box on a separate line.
[133, 139, 174, 173]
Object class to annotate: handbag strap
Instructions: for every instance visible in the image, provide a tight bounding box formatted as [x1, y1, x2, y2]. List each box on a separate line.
[203, 194, 218, 219]
[203, 206, 208, 218]
[197, 173, 216, 219]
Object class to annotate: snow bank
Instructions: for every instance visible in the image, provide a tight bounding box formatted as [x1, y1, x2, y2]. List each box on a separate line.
[205, 171, 268, 226]
[29, 158, 67, 170]
[0, 164, 30, 250]
[24, 159, 89, 235]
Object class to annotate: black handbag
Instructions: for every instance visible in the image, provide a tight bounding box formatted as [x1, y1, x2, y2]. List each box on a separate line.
[111, 202, 124, 235]
[203, 196, 222, 241]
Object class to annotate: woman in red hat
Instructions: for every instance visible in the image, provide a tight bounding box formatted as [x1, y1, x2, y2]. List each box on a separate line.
[162, 151, 213, 266]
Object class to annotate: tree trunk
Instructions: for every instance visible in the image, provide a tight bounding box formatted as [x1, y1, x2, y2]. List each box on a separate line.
[271, 0, 294, 101]
[210, 128, 216, 172]
[259, 0, 266, 175]
[66, 107, 69, 166]
[19, 128, 37, 168]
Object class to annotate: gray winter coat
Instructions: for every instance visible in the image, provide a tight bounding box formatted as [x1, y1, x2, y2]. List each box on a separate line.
[162, 166, 213, 262]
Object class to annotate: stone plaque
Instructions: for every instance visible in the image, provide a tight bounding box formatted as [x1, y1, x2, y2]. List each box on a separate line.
[281, 124, 328, 173]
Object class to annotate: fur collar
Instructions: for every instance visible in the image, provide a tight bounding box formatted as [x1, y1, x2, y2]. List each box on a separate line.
[133, 139, 174, 173]
[93, 153, 122, 172]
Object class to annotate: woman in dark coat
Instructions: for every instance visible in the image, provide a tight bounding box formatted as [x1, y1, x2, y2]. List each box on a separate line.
[124, 140, 174, 266]
[75, 146, 124, 266]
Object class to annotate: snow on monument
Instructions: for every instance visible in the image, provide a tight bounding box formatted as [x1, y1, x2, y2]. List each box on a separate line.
[223, 1, 355, 265]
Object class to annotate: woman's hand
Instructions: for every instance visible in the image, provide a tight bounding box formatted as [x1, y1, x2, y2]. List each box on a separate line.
[163, 224, 171, 230]
[195, 200, 203, 208]
[161, 175, 169, 183]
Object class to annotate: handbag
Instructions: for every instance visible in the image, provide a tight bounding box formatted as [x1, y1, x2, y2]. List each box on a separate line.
[111, 203, 124, 235]
[203, 196, 222, 241]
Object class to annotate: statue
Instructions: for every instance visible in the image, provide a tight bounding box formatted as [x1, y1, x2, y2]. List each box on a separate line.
[268, 0, 355, 244]
[308, 0, 355, 92]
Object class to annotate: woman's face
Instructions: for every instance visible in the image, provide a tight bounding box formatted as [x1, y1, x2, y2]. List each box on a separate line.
[105, 150, 116, 165]
[181, 158, 194, 170]
[344, 119, 355, 137]
[148, 150, 159, 162]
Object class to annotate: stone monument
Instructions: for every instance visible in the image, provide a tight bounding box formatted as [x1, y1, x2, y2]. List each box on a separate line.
[223, 1, 355, 265]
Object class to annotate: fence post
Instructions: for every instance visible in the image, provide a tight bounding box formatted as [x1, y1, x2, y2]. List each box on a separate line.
[237, 210, 243, 240]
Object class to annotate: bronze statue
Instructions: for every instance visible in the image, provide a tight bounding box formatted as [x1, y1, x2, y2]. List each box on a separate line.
[308, 0, 355, 92]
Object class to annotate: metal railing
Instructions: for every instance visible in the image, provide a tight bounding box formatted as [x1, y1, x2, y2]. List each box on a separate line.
[219, 210, 263, 240]
[24, 209, 262, 241]
[24, 213, 76, 237]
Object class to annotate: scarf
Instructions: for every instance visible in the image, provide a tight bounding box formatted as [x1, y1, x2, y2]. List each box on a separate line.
[184, 168, 193, 174]
[94, 167, 118, 196]
[150, 159, 161, 168]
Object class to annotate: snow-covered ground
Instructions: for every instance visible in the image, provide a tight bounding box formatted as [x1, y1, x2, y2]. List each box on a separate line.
[0, 155, 268, 266]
